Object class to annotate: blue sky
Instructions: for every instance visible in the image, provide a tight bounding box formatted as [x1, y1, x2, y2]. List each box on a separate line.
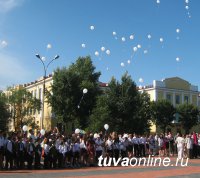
[0, 0, 200, 90]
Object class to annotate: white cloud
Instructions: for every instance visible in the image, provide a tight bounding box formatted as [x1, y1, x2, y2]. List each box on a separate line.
[0, 0, 24, 13]
[0, 52, 31, 90]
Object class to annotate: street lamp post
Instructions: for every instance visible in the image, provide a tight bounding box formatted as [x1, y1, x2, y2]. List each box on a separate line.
[35, 54, 59, 129]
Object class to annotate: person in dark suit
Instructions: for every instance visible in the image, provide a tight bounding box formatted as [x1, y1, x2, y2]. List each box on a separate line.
[5, 136, 14, 170]
[34, 138, 42, 169]
[16, 137, 25, 169]
[27, 138, 35, 169]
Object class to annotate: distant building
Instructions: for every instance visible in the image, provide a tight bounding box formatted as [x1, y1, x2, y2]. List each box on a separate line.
[6, 73, 108, 131]
[139, 77, 200, 133]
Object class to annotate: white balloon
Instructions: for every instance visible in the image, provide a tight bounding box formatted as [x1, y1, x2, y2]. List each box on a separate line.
[176, 57, 180, 62]
[160, 38, 164, 42]
[94, 133, 98, 139]
[139, 78, 144, 83]
[75, 128, 80, 134]
[0, 40, 8, 48]
[127, 60, 131, 64]
[120, 62, 125, 67]
[95, 51, 99, 56]
[123, 134, 128, 138]
[139, 85, 142, 89]
[104, 124, 109, 130]
[176, 28, 180, 33]
[113, 31, 117, 36]
[185, 5, 189, 10]
[137, 44, 141, 49]
[106, 67, 109, 71]
[156, 0, 160, 4]
[41, 56, 46, 61]
[90, 25, 95, 30]
[40, 129, 45, 135]
[185, 0, 189, 3]
[129, 35, 134, 40]
[81, 43, 86, 48]
[101, 46, 106, 52]
[144, 50, 148, 54]
[22, 125, 28, 132]
[133, 47, 138, 52]
[83, 88, 88, 94]
[106, 49, 110, 55]
[47, 44, 52, 49]
[121, 37, 126, 42]
[147, 34, 152, 39]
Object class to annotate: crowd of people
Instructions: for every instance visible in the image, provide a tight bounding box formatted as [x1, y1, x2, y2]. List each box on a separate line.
[0, 128, 200, 170]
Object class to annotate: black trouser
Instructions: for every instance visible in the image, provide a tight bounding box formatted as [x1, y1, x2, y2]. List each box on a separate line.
[139, 144, 145, 157]
[58, 153, 63, 168]
[44, 153, 49, 169]
[114, 149, 119, 160]
[193, 144, 198, 158]
[0, 148, 4, 169]
[18, 151, 25, 169]
[187, 149, 193, 159]
[120, 150, 126, 158]
[35, 152, 41, 169]
[49, 154, 57, 169]
[96, 150, 102, 162]
[5, 151, 13, 169]
[134, 144, 139, 157]
[27, 153, 34, 169]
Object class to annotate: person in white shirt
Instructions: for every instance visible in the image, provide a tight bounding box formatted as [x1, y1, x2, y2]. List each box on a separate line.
[185, 134, 193, 159]
[175, 133, 185, 159]
[5, 136, 14, 169]
[58, 140, 67, 168]
[139, 135, 146, 157]
[119, 135, 125, 158]
[148, 135, 155, 156]
[132, 134, 139, 157]
[95, 135, 104, 161]
[158, 134, 164, 157]
[106, 136, 113, 158]
[127, 134, 133, 158]
[72, 139, 80, 167]
[79, 135, 87, 166]
[43, 139, 50, 169]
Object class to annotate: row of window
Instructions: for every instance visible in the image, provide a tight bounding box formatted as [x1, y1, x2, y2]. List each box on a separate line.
[166, 94, 189, 105]
[30, 88, 42, 101]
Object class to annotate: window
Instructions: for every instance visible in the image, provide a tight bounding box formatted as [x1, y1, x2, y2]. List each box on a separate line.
[176, 95, 180, 104]
[34, 89, 37, 98]
[39, 88, 42, 100]
[184, 96, 189, 104]
[166, 94, 171, 102]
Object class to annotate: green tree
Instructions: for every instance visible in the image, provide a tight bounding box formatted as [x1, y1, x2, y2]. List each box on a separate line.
[8, 87, 41, 131]
[88, 72, 151, 134]
[151, 100, 176, 133]
[0, 91, 10, 131]
[135, 92, 152, 134]
[47, 56, 101, 130]
[177, 103, 199, 134]
[88, 95, 110, 132]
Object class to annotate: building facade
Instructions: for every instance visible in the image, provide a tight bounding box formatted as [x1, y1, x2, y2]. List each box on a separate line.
[139, 77, 200, 132]
[7, 73, 108, 131]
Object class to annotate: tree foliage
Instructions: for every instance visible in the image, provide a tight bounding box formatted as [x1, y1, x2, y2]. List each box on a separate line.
[7, 87, 41, 131]
[88, 72, 151, 134]
[177, 103, 199, 134]
[151, 100, 176, 133]
[0, 91, 10, 131]
[47, 56, 101, 129]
